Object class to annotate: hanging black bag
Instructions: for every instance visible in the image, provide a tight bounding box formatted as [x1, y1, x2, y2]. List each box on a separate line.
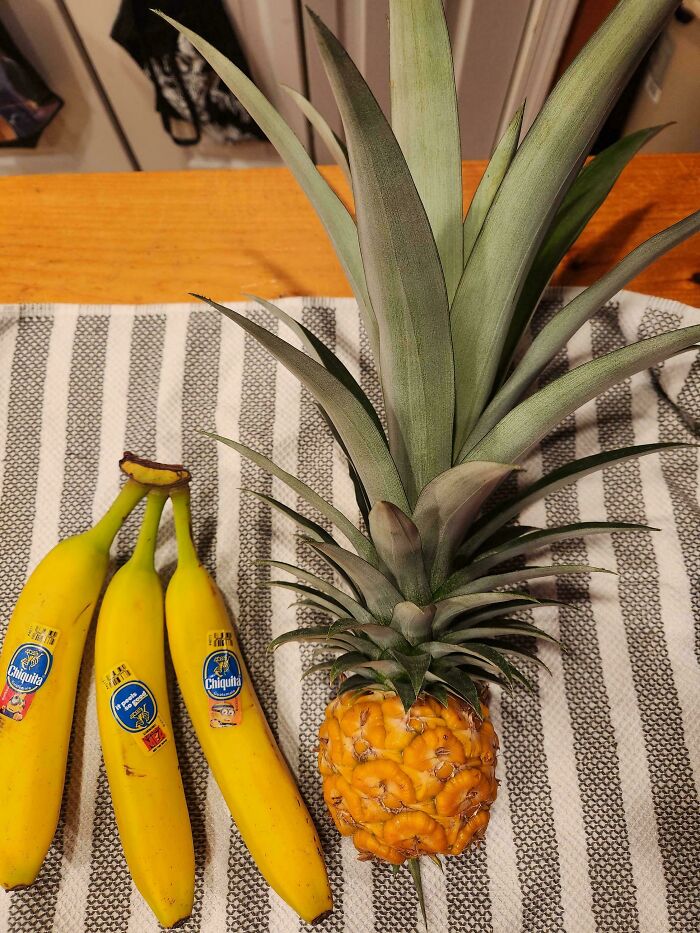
[111, 0, 265, 146]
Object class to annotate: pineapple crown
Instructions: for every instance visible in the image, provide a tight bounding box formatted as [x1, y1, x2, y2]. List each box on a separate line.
[159, 1, 698, 714]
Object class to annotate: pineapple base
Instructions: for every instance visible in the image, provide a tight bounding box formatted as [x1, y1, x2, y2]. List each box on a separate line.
[319, 689, 498, 864]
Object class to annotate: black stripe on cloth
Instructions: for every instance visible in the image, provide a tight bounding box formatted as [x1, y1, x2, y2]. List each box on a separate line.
[226, 306, 278, 933]
[2, 312, 54, 933]
[295, 303, 344, 933]
[15, 314, 111, 931]
[592, 311, 700, 932]
[84, 311, 166, 933]
[640, 309, 700, 667]
[538, 317, 640, 932]
[170, 308, 223, 933]
[480, 459, 564, 932]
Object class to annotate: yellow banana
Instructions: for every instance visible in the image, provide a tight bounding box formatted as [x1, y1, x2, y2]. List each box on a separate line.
[95, 490, 194, 928]
[165, 486, 333, 925]
[0, 479, 147, 890]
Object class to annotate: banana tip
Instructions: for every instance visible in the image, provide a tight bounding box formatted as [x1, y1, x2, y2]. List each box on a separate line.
[310, 909, 333, 926]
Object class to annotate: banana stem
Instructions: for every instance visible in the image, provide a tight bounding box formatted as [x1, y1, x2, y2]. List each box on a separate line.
[87, 479, 148, 552]
[130, 491, 167, 570]
[170, 486, 199, 567]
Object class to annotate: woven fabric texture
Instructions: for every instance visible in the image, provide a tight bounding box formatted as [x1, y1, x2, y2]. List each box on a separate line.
[0, 289, 698, 933]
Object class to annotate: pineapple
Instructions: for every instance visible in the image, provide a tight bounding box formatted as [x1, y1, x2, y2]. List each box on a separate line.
[161, 0, 700, 915]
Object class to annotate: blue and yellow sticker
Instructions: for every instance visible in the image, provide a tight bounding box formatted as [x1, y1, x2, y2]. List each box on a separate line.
[204, 631, 243, 727]
[104, 663, 168, 754]
[0, 628, 60, 722]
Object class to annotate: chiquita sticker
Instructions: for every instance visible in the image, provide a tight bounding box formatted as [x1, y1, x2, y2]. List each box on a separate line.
[107, 667, 168, 754]
[203, 637, 243, 728]
[0, 640, 55, 722]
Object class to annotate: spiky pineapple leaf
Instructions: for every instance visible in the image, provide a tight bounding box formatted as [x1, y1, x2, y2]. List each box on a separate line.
[463, 325, 700, 465]
[438, 563, 613, 599]
[155, 12, 377, 353]
[449, 0, 680, 451]
[412, 461, 518, 590]
[263, 560, 374, 624]
[241, 489, 335, 545]
[337, 673, 376, 696]
[469, 210, 700, 445]
[359, 624, 412, 652]
[301, 659, 335, 679]
[330, 651, 375, 682]
[462, 103, 524, 266]
[209, 433, 379, 565]
[308, 10, 455, 507]
[199, 299, 410, 512]
[407, 857, 428, 931]
[368, 502, 431, 605]
[310, 542, 403, 622]
[245, 294, 386, 438]
[501, 124, 669, 367]
[281, 84, 352, 185]
[390, 649, 432, 699]
[464, 520, 656, 578]
[389, 0, 463, 299]
[427, 663, 481, 714]
[465, 442, 693, 556]
[270, 626, 348, 650]
[392, 602, 436, 646]
[446, 620, 559, 644]
[453, 598, 565, 627]
[432, 591, 539, 635]
[429, 644, 517, 687]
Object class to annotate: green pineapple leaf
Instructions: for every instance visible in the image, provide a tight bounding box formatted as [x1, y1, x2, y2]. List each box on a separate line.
[469, 210, 700, 446]
[463, 324, 700, 465]
[209, 433, 379, 565]
[450, 0, 681, 451]
[432, 592, 539, 634]
[389, 0, 463, 298]
[245, 294, 386, 438]
[464, 520, 656, 578]
[427, 663, 482, 714]
[155, 12, 377, 353]
[465, 442, 695, 556]
[462, 103, 524, 266]
[392, 602, 436, 646]
[412, 461, 518, 590]
[262, 560, 374, 624]
[438, 563, 613, 599]
[368, 502, 431, 605]
[241, 489, 335, 545]
[308, 9, 455, 506]
[310, 542, 403, 621]
[281, 84, 352, 185]
[445, 620, 559, 644]
[390, 649, 432, 698]
[199, 298, 410, 512]
[501, 123, 670, 367]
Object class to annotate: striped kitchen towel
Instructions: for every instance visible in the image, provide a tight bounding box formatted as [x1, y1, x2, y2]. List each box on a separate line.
[0, 288, 698, 933]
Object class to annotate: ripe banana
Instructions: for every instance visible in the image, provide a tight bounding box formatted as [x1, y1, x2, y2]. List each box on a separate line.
[95, 490, 194, 928]
[0, 479, 147, 890]
[165, 486, 333, 925]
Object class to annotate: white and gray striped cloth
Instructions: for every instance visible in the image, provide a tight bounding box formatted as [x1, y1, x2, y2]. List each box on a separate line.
[0, 288, 698, 933]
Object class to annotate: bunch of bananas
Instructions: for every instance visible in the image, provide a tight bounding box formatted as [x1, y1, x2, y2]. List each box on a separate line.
[0, 454, 332, 928]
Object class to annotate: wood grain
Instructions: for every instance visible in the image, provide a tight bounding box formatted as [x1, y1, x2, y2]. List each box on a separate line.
[0, 154, 698, 307]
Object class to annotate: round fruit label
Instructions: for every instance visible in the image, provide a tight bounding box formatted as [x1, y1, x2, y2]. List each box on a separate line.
[203, 650, 242, 700]
[110, 680, 158, 733]
[6, 643, 53, 694]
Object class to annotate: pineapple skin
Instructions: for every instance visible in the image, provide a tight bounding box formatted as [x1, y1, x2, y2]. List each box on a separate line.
[319, 689, 498, 864]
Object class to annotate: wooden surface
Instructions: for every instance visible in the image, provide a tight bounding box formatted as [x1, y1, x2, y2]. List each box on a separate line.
[1, 154, 699, 307]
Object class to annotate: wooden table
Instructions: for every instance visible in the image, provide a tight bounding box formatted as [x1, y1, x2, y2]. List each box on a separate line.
[1, 154, 698, 307]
